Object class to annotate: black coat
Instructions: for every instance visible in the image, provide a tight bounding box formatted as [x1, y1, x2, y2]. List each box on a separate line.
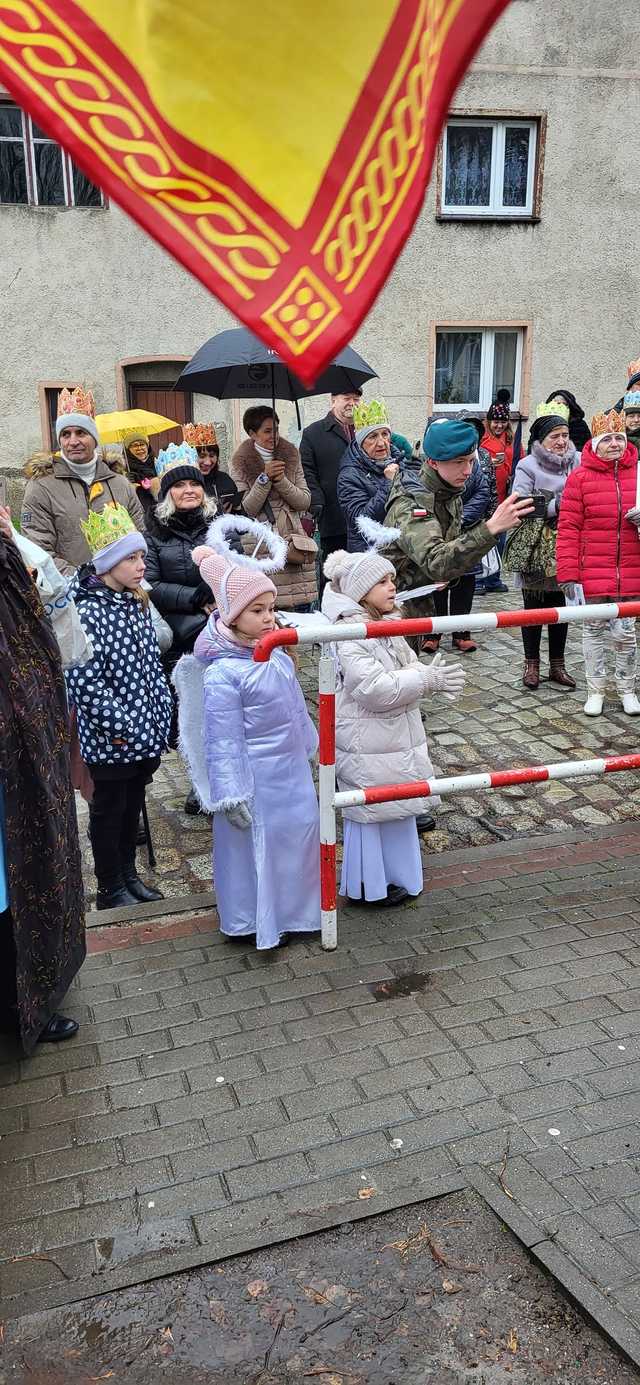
[337, 441, 420, 552]
[144, 510, 214, 651]
[300, 412, 352, 539]
[201, 467, 244, 513]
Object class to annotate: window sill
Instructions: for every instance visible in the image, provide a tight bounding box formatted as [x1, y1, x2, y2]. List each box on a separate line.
[0, 202, 108, 210]
[436, 212, 540, 225]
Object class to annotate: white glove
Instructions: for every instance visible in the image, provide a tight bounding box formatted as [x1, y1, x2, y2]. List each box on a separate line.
[421, 652, 466, 701]
[626, 506, 640, 527]
[224, 802, 252, 830]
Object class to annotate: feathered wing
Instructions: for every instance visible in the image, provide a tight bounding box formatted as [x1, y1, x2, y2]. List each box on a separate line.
[172, 655, 214, 813]
[356, 515, 402, 549]
[205, 514, 287, 571]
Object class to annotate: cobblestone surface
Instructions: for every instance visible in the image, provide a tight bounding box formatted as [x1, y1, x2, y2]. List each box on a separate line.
[76, 590, 640, 903]
[5, 825, 640, 1365]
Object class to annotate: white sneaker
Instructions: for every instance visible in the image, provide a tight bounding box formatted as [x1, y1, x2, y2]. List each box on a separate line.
[584, 693, 604, 716]
[622, 692, 640, 715]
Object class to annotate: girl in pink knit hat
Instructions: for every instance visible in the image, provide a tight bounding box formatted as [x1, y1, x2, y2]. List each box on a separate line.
[174, 516, 320, 949]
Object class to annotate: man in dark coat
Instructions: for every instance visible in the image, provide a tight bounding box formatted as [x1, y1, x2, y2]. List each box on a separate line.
[0, 523, 85, 1054]
[300, 390, 362, 564]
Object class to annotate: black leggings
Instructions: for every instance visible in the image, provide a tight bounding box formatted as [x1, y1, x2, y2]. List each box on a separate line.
[433, 574, 475, 638]
[89, 765, 150, 893]
[521, 588, 568, 660]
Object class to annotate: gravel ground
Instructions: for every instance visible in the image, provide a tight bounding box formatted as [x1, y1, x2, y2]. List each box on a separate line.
[1, 1190, 637, 1385]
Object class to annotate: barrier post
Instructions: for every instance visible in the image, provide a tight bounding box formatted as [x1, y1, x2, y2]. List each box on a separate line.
[318, 653, 337, 950]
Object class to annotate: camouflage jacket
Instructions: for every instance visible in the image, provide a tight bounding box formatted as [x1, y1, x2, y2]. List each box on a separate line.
[384, 463, 496, 598]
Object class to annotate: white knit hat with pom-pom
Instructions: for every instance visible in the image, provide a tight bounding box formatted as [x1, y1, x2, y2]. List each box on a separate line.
[323, 516, 400, 603]
[324, 550, 395, 604]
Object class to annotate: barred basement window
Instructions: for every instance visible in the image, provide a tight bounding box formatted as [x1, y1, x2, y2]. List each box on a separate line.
[441, 118, 538, 218]
[0, 103, 105, 207]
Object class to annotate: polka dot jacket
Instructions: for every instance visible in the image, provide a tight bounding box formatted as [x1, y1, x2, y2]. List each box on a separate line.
[65, 567, 173, 766]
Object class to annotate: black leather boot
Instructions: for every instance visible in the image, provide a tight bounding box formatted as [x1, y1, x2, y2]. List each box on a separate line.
[124, 875, 164, 903]
[95, 883, 139, 910]
[121, 847, 164, 903]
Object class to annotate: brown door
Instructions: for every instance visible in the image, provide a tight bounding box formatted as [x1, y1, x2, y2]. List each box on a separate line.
[128, 384, 192, 453]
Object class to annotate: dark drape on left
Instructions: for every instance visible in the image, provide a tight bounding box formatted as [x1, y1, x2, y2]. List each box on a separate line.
[0, 537, 85, 1053]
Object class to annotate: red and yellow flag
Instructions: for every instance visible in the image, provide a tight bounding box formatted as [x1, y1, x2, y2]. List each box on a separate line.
[0, 0, 510, 383]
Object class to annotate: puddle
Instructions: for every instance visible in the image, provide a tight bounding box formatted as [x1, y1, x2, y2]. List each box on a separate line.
[369, 970, 431, 1000]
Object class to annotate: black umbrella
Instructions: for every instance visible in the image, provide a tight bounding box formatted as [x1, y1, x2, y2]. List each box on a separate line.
[175, 328, 376, 425]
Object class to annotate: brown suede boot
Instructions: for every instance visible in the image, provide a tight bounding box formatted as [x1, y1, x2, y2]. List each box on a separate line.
[548, 659, 576, 689]
[522, 658, 540, 689]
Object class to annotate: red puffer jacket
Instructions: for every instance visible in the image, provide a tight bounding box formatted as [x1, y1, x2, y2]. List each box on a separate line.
[556, 441, 640, 597]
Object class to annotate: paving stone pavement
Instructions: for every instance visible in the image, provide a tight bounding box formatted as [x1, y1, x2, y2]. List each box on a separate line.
[76, 589, 640, 903]
[5, 824, 640, 1364]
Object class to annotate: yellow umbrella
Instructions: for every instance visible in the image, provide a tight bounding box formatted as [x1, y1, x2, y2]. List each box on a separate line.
[95, 409, 179, 444]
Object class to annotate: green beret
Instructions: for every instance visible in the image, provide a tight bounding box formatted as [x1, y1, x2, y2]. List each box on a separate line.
[423, 419, 478, 461]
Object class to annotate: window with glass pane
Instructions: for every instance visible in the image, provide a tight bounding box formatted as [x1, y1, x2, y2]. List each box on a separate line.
[0, 105, 28, 203]
[444, 126, 492, 207]
[72, 165, 103, 207]
[492, 331, 518, 400]
[435, 332, 482, 405]
[503, 127, 530, 207]
[435, 327, 524, 412]
[31, 124, 66, 205]
[443, 118, 536, 217]
[0, 103, 105, 207]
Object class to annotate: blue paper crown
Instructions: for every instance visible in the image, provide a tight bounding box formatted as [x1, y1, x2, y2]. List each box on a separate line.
[624, 391, 640, 411]
[155, 441, 199, 476]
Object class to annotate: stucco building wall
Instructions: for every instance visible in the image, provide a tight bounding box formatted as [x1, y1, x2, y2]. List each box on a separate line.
[1, 0, 639, 479]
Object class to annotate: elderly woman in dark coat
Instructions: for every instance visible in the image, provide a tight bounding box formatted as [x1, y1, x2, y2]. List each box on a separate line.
[337, 405, 420, 552]
[0, 513, 85, 1053]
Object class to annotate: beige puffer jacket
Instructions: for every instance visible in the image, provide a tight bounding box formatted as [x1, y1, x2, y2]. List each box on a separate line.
[321, 585, 441, 823]
[230, 438, 317, 609]
[21, 454, 145, 576]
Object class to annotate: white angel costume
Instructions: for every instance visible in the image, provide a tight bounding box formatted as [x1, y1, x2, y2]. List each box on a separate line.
[174, 516, 320, 949]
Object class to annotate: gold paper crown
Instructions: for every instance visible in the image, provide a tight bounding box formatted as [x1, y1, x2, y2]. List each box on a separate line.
[80, 502, 136, 555]
[57, 385, 96, 420]
[182, 422, 217, 447]
[627, 357, 640, 382]
[353, 398, 389, 430]
[591, 408, 626, 437]
[536, 400, 570, 422]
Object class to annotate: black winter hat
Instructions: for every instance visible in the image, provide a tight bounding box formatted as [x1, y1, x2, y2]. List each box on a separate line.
[529, 413, 568, 446]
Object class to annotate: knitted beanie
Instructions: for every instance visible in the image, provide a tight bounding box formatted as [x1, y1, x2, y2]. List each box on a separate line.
[486, 401, 510, 423]
[529, 413, 569, 446]
[192, 546, 276, 623]
[56, 411, 99, 444]
[323, 548, 395, 605]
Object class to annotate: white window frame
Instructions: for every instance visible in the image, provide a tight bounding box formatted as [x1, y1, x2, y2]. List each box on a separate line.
[433, 327, 524, 413]
[0, 102, 104, 207]
[441, 117, 537, 218]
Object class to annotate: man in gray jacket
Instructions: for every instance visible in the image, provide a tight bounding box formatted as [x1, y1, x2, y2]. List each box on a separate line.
[21, 396, 145, 575]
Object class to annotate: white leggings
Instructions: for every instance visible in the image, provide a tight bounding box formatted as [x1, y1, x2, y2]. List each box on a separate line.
[582, 612, 637, 695]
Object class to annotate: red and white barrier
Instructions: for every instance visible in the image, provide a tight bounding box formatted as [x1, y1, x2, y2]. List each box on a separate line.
[254, 601, 640, 662]
[334, 753, 640, 809]
[254, 601, 640, 951]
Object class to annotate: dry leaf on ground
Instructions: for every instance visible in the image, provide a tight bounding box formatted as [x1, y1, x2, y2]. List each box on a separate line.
[442, 1279, 462, 1294]
[357, 1187, 376, 1200]
[246, 1278, 269, 1298]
